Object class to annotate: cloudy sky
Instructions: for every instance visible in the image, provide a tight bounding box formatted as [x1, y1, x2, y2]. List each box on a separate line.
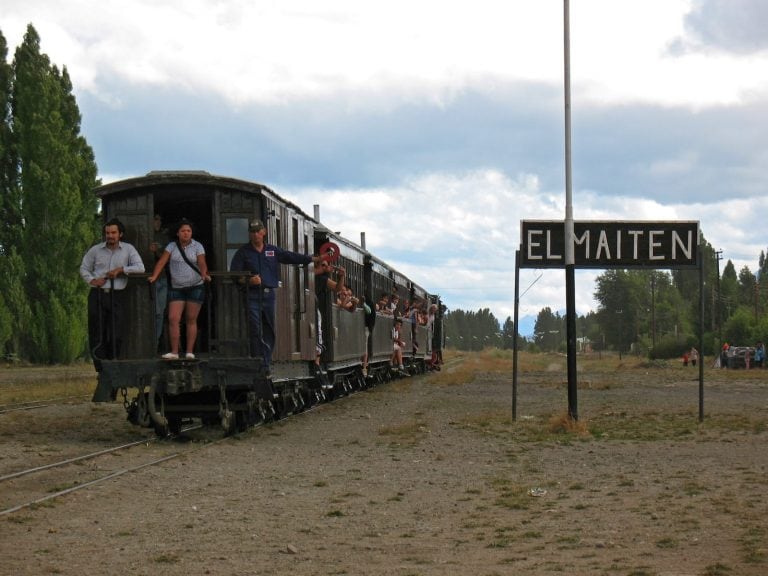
[3, 0, 767, 334]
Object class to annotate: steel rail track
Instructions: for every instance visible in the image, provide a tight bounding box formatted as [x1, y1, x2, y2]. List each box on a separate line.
[0, 408, 308, 517]
[0, 424, 217, 517]
[0, 453, 182, 517]
[0, 423, 203, 484]
[0, 395, 91, 415]
[0, 438, 155, 483]
[0, 369, 424, 517]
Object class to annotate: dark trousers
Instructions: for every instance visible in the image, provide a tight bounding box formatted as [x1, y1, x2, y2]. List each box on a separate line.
[88, 288, 126, 371]
[247, 292, 276, 369]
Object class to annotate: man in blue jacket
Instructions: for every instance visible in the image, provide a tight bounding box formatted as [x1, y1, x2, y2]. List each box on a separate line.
[230, 219, 323, 373]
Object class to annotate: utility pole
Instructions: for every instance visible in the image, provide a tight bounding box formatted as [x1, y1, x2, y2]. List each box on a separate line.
[715, 249, 723, 348]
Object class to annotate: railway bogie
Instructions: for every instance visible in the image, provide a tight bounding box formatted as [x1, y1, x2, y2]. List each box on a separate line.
[91, 172, 443, 436]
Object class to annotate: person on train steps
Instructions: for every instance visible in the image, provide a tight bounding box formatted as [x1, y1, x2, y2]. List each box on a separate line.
[148, 219, 211, 360]
[229, 219, 324, 374]
[80, 218, 145, 371]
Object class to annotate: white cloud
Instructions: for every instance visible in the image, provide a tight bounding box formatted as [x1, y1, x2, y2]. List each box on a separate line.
[4, 0, 768, 109]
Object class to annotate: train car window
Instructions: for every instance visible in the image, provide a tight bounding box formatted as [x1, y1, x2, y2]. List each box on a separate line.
[225, 217, 249, 269]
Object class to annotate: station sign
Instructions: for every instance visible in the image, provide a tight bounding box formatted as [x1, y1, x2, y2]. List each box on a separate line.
[520, 220, 699, 269]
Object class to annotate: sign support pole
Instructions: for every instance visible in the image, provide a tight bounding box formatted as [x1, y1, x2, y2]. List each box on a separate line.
[564, 0, 578, 420]
[512, 249, 520, 421]
[698, 241, 705, 422]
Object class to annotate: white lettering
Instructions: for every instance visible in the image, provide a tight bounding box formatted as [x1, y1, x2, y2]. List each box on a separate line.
[628, 230, 643, 259]
[527, 230, 543, 260]
[574, 231, 590, 259]
[649, 230, 664, 260]
[672, 230, 693, 260]
[595, 230, 611, 260]
[616, 230, 622, 260]
[546, 230, 562, 260]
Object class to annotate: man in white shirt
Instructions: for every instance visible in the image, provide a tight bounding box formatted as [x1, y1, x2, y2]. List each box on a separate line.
[80, 218, 145, 370]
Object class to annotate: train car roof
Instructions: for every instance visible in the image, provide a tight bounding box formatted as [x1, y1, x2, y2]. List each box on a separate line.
[94, 171, 314, 222]
[95, 171, 434, 296]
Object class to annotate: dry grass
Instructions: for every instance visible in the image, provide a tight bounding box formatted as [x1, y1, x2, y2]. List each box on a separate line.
[0, 364, 95, 405]
[547, 411, 591, 436]
[378, 417, 431, 447]
[438, 348, 662, 376]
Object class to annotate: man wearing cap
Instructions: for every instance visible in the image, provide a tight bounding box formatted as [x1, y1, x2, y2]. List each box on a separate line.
[80, 217, 145, 371]
[230, 219, 324, 372]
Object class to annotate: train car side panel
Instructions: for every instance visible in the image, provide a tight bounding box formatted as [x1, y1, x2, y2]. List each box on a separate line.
[332, 307, 366, 363]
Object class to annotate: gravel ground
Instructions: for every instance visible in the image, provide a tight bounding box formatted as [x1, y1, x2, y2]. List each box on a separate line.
[1, 357, 767, 575]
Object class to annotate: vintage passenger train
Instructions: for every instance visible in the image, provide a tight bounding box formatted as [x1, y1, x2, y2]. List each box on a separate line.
[92, 171, 443, 436]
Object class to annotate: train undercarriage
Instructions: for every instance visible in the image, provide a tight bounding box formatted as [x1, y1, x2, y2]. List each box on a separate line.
[99, 356, 427, 438]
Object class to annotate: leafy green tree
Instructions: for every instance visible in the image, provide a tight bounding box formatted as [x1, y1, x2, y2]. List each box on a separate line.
[737, 265, 756, 312]
[501, 316, 515, 350]
[0, 30, 28, 358]
[672, 239, 717, 335]
[444, 308, 501, 350]
[593, 270, 643, 353]
[533, 307, 563, 352]
[11, 24, 99, 362]
[0, 248, 30, 356]
[722, 307, 754, 346]
[719, 260, 738, 323]
[0, 30, 21, 255]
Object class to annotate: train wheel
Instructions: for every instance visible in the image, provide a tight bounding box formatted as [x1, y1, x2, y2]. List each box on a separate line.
[234, 410, 248, 433]
[168, 415, 182, 436]
[136, 392, 152, 427]
[153, 421, 170, 438]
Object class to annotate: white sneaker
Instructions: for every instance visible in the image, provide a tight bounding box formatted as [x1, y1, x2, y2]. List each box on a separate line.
[185, 352, 196, 359]
[162, 352, 179, 360]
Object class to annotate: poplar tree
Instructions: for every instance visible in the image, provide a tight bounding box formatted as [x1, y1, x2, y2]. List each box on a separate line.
[0, 31, 20, 252]
[0, 31, 20, 355]
[11, 24, 99, 363]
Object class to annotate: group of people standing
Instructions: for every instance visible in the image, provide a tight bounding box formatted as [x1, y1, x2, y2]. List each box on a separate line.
[80, 215, 428, 380]
[681, 347, 699, 367]
[80, 215, 212, 368]
[719, 341, 766, 369]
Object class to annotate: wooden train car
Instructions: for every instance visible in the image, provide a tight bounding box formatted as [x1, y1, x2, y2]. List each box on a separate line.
[90, 171, 443, 436]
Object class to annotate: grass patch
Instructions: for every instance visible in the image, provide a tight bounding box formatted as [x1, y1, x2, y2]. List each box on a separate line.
[153, 553, 180, 564]
[378, 418, 430, 447]
[0, 365, 95, 405]
[704, 563, 733, 575]
[489, 477, 555, 511]
[547, 412, 590, 436]
[589, 411, 767, 441]
[740, 526, 767, 564]
[655, 537, 678, 549]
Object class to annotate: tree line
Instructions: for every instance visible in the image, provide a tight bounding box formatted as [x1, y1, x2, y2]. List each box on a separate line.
[0, 25, 100, 363]
[445, 239, 768, 358]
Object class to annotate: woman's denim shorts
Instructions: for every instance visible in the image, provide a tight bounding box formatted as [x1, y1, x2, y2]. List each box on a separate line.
[169, 284, 206, 303]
